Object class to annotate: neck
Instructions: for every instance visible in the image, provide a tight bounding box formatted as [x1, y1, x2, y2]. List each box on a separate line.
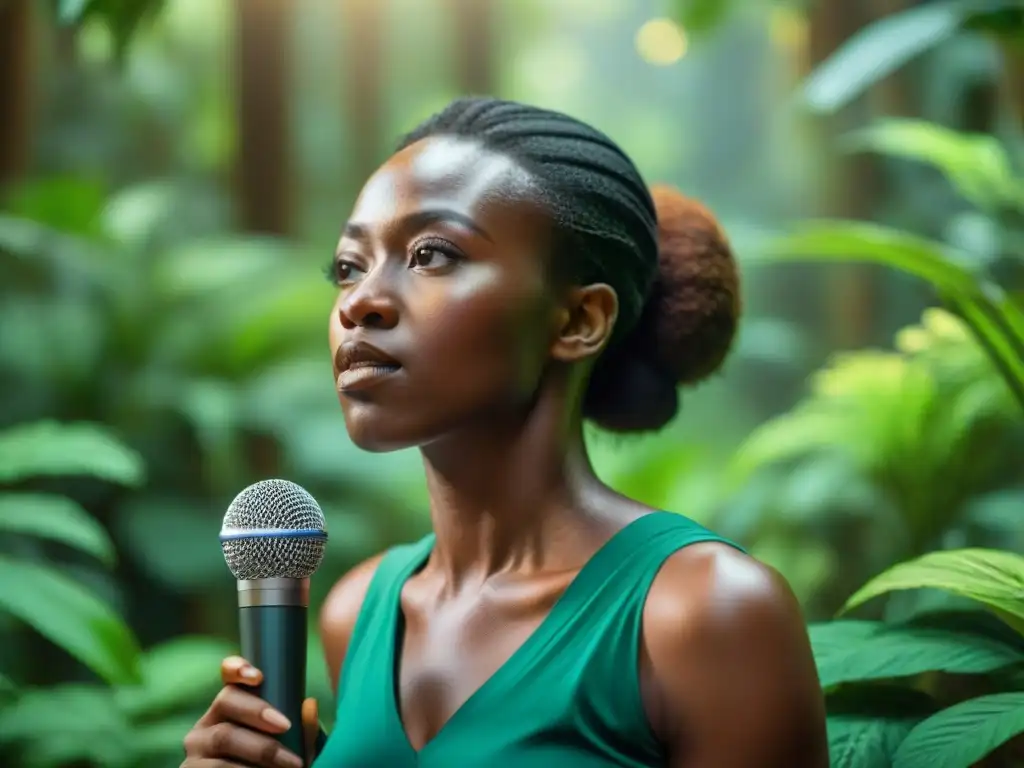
[419, 394, 607, 587]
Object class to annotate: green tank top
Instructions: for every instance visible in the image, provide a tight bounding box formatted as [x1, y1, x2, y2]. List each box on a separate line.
[314, 512, 742, 767]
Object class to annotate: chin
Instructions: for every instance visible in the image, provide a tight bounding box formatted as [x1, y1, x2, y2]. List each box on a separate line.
[341, 406, 426, 454]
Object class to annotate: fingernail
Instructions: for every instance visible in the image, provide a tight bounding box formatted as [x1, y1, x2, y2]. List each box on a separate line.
[278, 751, 303, 768]
[262, 708, 291, 730]
[241, 666, 261, 680]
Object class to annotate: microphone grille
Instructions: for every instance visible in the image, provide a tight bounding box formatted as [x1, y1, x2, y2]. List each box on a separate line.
[219, 479, 328, 580]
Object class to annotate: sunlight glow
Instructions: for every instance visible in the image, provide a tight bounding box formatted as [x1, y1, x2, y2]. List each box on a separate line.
[635, 18, 688, 66]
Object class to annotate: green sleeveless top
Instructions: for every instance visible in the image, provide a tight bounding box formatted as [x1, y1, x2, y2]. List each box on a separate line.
[314, 512, 742, 767]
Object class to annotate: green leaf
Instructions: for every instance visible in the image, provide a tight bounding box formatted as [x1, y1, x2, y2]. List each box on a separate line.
[672, 0, 733, 33]
[0, 556, 141, 685]
[828, 715, 919, 768]
[803, 2, 971, 114]
[894, 692, 1024, 768]
[842, 549, 1024, 635]
[0, 684, 134, 767]
[0, 493, 115, 565]
[758, 221, 977, 292]
[841, 120, 1021, 211]
[0, 421, 144, 486]
[57, 0, 92, 24]
[812, 621, 1023, 688]
[826, 684, 937, 767]
[758, 223, 1024, 411]
[116, 635, 234, 717]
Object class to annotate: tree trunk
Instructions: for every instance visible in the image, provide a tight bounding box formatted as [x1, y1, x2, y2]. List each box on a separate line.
[0, 0, 33, 196]
[233, 0, 294, 236]
[447, 0, 496, 95]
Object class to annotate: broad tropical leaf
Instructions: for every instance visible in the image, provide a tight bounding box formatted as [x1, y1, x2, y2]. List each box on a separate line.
[0, 556, 141, 685]
[760, 222, 1024, 408]
[811, 621, 1023, 688]
[0, 684, 132, 767]
[841, 120, 1023, 212]
[803, 2, 973, 114]
[116, 635, 235, 717]
[0, 421, 144, 486]
[759, 221, 976, 291]
[0, 493, 115, 565]
[828, 715, 919, 768]
[826, 684, 937, 768]
[894, 692, 1024, 768]
[842, 549, 1024, 635]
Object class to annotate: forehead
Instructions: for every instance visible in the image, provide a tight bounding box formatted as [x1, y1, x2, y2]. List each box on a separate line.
[348, 135, 546, 231]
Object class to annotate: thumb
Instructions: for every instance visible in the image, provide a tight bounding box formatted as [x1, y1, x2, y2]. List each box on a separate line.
[302, 697, 320, 766]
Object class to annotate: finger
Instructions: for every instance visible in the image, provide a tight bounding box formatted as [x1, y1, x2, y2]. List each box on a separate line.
[182, 760, 251, 768]
[209, 686, 292, 735]
[301, 698, 319, 765]
[199, 723, 303, 768]
[221, 656, 262, 686]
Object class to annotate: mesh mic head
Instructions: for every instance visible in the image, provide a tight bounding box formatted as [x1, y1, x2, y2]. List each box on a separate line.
[219, 479, 328, 580]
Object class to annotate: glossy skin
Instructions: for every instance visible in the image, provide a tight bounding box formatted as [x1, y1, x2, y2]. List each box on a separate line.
[182, 136, 828, 768]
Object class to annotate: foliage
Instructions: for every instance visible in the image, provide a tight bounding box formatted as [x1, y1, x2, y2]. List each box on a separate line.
[0, 636, 233, 768]
[802, 0, 1024, 114]
[810, 550, 1024, 766]
[720, 305, 1022, 614]
[54, 0, 168, 60]
[738, 105, 1024, 763]
[0, 421, 143, 686]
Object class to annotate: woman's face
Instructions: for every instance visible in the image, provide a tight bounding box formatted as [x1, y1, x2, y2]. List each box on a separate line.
[328, 135, 561, 452]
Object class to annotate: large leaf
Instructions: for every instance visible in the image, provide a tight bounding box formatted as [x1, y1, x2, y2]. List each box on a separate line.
[0, 556, 141, 685]
[810, 620, 1023, 688]
[0, 493, 115, 565]
[828, 715, 919, 768]
[894, 692, 1024, 767]
[116, 635, 235, 717]
[0, 421, 144, 486]
[841, 120, 1024, 212]
[0, 684, 133, 767]
[759, 223, 1024, 410]
[827, 685, 937, 768]
[803, 1, 972, 114]
[759, 222, 977, 294]
[842, 549, 1024, 635]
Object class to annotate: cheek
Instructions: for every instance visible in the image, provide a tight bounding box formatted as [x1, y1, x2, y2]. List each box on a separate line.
[421, 267, 549, 391]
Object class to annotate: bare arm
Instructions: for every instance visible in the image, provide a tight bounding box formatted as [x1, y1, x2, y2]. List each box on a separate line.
[643, 544, 829, 768]
[318, 552, 386, 694]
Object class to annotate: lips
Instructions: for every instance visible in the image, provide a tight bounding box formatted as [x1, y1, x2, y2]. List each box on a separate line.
[335, 341, 402, 392]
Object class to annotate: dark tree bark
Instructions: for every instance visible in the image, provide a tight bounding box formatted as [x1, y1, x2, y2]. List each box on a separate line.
[447, 0, 496, 96]
[233, 0, 294, 236]
[0, 0, 34, 196]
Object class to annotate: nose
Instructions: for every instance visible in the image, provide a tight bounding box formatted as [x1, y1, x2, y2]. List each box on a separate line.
[336, 271, 399, 331]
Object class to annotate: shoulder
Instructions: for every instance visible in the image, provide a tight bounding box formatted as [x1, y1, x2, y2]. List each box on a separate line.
[644, 540, 802, 646]
[642, 542, 828, 765]
[318, 551, 388, 691]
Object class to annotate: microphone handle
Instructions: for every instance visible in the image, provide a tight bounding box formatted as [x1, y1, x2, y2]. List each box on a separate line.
[239, 582, 309, 762]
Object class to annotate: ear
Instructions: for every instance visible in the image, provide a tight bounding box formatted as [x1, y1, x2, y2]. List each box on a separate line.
[550, 283, 619, 364]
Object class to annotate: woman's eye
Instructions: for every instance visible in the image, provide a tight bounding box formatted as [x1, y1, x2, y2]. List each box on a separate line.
[324, 259, 365, 286]
[411, 245, 456, 271]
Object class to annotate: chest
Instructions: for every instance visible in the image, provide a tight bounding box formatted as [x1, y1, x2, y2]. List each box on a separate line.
[396, 575, 570, 751]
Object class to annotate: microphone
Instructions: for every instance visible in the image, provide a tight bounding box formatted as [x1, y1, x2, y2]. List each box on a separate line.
[219, 479, 328, 763]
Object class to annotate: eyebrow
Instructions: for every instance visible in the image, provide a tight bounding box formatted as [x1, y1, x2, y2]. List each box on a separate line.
[341, 208, 494, 244]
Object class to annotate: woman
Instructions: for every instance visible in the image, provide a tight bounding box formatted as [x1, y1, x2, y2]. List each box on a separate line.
[182, 97, 828, 768]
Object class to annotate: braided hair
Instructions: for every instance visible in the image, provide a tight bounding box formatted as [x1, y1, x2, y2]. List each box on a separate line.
[399, 97, 740, 433]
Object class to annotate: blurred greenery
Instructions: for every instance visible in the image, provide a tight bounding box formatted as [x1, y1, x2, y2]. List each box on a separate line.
[3, 0, 1024, 766]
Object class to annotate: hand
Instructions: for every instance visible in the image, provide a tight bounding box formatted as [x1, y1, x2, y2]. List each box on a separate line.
[182, 656, 321, 768]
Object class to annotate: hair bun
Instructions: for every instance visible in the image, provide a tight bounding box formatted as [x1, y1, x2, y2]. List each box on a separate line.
[583, 184, 740, 433]
[644, 184, 740, 385]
